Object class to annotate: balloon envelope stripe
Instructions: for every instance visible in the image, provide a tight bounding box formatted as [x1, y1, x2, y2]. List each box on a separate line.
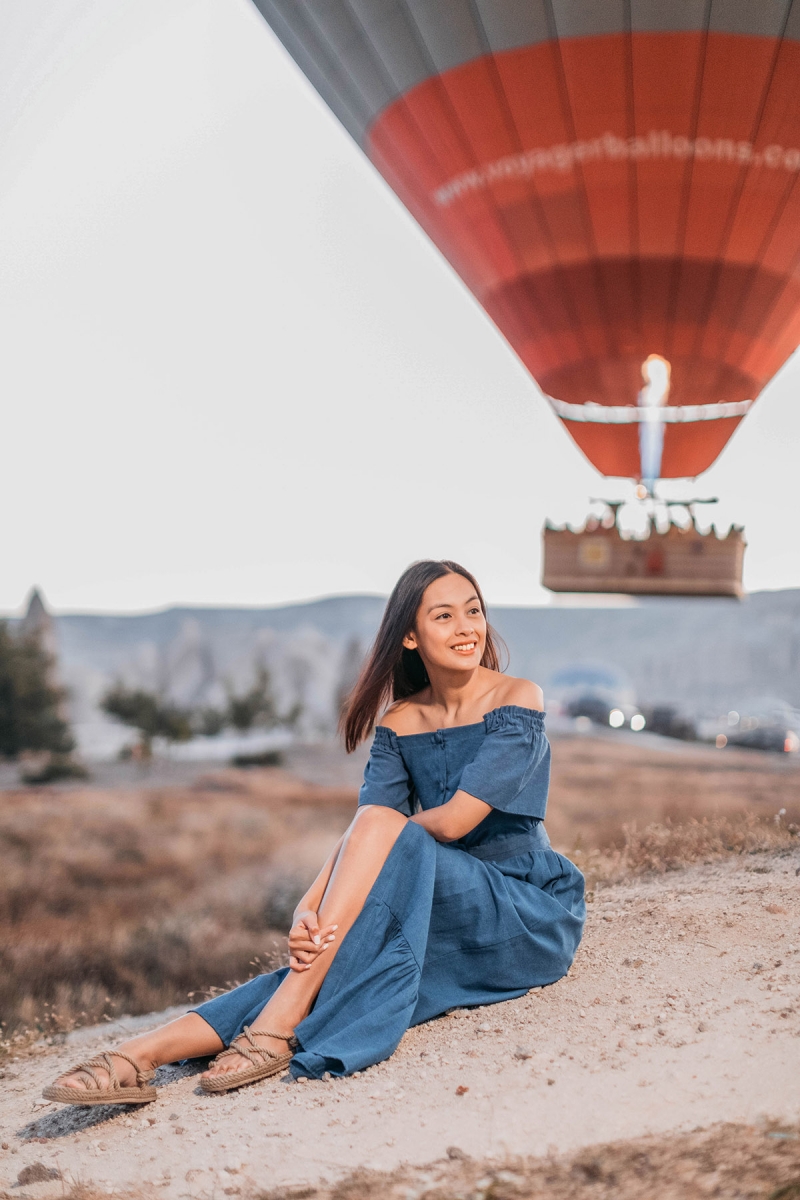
[546, 397, 753, 422]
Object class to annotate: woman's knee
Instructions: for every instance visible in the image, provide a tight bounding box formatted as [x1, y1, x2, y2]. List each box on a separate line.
[352, 805, 407, 840]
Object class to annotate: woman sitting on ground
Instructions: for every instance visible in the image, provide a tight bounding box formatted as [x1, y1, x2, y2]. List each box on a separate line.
[45, 559, 585, 1104]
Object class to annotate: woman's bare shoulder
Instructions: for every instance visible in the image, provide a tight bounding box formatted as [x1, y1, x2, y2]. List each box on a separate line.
[493, 674, 544, 712]
[378, 692, 430, 735]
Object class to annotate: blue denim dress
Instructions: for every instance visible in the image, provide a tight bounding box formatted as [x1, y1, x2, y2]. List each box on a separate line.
[192, 706, 585, 1079]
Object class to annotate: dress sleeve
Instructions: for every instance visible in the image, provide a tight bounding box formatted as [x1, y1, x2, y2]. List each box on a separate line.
[457, 706, 550, 819]
[357, 727, 413, 816]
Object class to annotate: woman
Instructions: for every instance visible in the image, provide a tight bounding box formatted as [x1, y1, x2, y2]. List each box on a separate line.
[44, 560, 585, 1105]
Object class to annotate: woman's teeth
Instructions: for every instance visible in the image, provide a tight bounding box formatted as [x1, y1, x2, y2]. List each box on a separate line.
[452, 642, 476, 652]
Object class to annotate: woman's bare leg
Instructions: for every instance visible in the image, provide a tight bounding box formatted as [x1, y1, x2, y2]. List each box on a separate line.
[203, 804, 407, 1078]
[50, 805, 407, 1093]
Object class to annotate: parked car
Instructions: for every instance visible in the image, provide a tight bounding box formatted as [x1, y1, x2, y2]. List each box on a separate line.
[717, 697, 800, 754]
[641, 704, 697, 742]
[549, 666, 646, 732]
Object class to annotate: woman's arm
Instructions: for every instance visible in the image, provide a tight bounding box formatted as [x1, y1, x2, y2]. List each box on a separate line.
[410, 790, 491, 842]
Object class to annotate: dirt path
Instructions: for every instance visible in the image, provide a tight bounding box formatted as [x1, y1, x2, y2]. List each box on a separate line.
[1, 849, 798, 1198]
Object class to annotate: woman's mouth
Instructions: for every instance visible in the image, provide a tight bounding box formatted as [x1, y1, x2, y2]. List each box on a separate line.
[451, 642, 477, 655]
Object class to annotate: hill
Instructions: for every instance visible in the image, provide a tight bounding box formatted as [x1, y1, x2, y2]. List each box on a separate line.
[9, 589, 799, 756]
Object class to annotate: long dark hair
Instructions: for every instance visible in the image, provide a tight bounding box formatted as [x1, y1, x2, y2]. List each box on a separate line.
[341, 560, 505, 752]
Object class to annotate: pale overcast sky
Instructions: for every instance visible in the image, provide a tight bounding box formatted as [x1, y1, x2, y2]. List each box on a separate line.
[1, 0, 798, 615]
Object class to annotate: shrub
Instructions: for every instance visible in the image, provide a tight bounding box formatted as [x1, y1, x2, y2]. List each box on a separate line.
[101, 685, 192, 754]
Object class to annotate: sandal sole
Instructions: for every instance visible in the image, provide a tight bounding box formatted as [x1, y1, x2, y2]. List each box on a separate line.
[42, 1085, 157, 1106]
[200, 1054, 293, 1095]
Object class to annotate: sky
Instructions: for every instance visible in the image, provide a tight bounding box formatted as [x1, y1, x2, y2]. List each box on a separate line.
[1, 0, 799, 616]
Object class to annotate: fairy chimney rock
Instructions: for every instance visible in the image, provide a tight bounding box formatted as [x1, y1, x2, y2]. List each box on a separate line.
[20, 587, 59, 661]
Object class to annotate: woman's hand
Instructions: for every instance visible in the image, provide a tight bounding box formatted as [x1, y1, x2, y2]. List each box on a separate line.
[288, 910, 338, 972]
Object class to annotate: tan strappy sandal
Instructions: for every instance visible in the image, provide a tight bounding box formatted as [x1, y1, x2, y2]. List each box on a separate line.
[200, 1026, 297, 1095]
[43, 1051, 157, 1106]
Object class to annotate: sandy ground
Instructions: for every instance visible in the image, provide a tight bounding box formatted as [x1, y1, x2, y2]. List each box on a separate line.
[1, 848, 798, 1198]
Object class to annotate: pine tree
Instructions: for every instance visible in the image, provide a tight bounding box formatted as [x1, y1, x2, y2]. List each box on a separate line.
[0, 622, 74, 759]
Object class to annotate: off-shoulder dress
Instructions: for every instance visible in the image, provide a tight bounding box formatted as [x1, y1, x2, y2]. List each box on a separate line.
[192, 706, 585, 1079]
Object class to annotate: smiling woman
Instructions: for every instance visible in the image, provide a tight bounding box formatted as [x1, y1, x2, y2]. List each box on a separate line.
[341, 559, 506, 752]
[43, 559, 584, 1104]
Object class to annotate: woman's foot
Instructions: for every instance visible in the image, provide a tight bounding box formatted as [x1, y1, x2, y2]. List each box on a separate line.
[43, 1049, 159, 1106]
[45, 1014, 224, 1105]
[50, 1047, 156, 1095]
[201, 1032, 292, 1081]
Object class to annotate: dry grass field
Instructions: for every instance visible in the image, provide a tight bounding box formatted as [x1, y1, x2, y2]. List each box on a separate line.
[1, 734, 798, 1048]
[547, 733, 800, 848]
[547, 734, 800, 887]
[0, 770, 354, 1046]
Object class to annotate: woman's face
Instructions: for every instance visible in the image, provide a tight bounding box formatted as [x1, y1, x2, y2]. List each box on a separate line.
[403, 573, 487, 674]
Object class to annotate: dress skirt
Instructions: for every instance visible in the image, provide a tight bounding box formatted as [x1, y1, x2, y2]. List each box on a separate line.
[192, 821, 585, 1080]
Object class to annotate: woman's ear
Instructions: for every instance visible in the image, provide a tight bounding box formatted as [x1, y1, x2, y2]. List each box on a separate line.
[402, 630, 418, 651]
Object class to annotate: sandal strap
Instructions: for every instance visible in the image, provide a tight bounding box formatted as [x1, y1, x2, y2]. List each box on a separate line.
[68, 1062, 107, 1091]
[212, 1045, 261, 1068]
[63, 1050, 154, 1093]
[109, 1051, 156, 1086]
[236, 1026, 294, 1062]
[215, 1026, 297, 1069]
[248, 1029, 298, 1050]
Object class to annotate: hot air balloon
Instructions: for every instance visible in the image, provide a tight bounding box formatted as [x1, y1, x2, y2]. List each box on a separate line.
[251, 0, 800, 596]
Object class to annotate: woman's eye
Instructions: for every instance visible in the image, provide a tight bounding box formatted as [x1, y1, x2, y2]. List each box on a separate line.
[436, 612, 451, 620]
